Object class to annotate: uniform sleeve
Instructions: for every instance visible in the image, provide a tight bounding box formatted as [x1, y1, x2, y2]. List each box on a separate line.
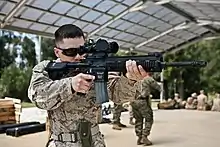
[141, 77, 161, 98]
[28, 61, 75, 110]
[107, 75, 139, 104]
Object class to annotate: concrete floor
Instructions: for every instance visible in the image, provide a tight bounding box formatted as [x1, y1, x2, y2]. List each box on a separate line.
[0, 109, 220, 147]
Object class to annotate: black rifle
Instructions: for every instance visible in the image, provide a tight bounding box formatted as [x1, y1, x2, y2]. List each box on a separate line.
[45, 39, 207, 104]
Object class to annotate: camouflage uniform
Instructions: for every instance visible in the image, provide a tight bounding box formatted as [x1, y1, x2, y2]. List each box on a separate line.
[185, 97, 197, 110]
[28, 60, 138, 147]
[197, 93, 208, 111]
[128, 103, 135, 125]
[211, 94, 220, 111]
[130, 77, 161, 146]
[112, 103, 126, 130]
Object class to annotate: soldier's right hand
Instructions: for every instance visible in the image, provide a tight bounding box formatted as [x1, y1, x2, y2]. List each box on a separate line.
[71, 73, 95, 93]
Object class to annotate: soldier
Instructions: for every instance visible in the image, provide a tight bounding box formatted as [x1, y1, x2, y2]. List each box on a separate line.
[211, 93, 220, 112]
[185, 97, 197, 110]
[128, 103, 135, 125]
[191, 93, 197, 99]
[130, 73, 161, 146]
[109, 72, 127, 130]
[197, 90, 208, 111]
[112, 103, 127, 130]
[28, 24, 149, 147]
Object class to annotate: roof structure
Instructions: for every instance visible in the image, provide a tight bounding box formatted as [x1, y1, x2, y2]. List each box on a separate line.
[0, 0, 220, 53]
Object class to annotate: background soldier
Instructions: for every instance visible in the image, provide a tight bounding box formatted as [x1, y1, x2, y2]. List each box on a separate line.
[28, 24, 150, 147]
[211, 92, 220, 111]
[112, 103, 127, 130]
[197, 90, 208, 110]
[128, 103, 135, 125]
[130, 73, 161, 146]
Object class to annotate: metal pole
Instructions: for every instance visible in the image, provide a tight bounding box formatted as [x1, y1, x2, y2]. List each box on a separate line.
[160, 70, 164, 102]
[38, 35, 42, 63]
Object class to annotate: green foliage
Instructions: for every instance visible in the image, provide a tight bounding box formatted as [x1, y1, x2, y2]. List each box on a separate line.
[20, 36, 36, 68]
[0, 64, 32, 102]
[0, 35, 16, 75]
[0, 31, 36, 101]
[164, 38, 220, 99]
[41, 37, 56, 60]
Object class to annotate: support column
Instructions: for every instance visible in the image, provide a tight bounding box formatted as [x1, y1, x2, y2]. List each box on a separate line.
[38, 36, 42, 63]
[160, 69, 164, 102]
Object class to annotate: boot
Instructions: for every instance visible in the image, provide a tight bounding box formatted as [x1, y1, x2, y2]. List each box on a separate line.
[137, 136, 144, 145]
[142, 136, 152, 146]
[118, 122, 127, 128]
[129, 118, 135, 125]
[112, 124, 122, 130]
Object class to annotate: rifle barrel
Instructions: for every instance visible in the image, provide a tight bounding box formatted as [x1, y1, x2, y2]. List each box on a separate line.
[163, 61, 207, 67]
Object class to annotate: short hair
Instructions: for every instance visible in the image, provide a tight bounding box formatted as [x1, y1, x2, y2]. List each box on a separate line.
[54, 24, 85, 46]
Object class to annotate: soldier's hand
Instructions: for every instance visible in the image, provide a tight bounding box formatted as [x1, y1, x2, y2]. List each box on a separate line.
[125, 60, 149, 81]
[72, 73, 95, 93]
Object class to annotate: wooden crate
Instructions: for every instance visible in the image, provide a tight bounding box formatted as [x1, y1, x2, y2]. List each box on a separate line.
[0, 99, 16, 124]
[4, 97, 22, 123]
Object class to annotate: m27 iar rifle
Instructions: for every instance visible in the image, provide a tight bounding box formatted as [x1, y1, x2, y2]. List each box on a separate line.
[45, 39, 207, 104]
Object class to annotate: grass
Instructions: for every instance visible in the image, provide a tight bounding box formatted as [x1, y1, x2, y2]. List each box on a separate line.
[21, 102, 36, 108]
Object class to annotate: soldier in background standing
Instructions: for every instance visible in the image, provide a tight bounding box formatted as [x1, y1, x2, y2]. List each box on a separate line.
[130, 73, 161, 146]
[197, 90, 208, 111]
[211, 92, 220, 111]
[128, 103, 135, 125]
[112, 103, 127, 130]
[110, 71, 127, 130]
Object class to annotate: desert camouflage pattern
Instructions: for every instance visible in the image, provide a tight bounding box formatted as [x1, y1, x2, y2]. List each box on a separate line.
[197, 94, 208, 110]
[28, 60, 139, 147]
[128, 104, 134, 118]
[108, 76, 140, 104]
[130, 77, 161, 137]
[112, 103, 124, 124]
[48, 131, 105, 147]
[138, 77, 161, 99]
[185, 97, 197, 110]
[211, 97, 220, 112]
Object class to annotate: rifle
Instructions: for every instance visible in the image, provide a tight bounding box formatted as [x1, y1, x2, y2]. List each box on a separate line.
[45, 39, 207, 104]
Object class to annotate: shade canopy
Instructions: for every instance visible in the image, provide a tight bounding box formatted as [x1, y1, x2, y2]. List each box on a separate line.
[1, 0, 220, 53]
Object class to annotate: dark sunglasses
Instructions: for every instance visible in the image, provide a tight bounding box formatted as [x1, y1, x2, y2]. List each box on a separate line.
[56, 47, 79, 57]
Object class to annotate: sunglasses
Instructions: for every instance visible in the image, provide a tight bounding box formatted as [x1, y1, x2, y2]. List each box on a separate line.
[56, 47, 80, 57]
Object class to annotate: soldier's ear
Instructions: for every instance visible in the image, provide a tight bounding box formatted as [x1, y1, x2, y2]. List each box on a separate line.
[54, 47, 60, 58]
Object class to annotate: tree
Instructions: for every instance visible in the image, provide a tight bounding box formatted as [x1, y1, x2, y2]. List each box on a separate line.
[0, 64, 32, 102]
[0, 31, 19, 75]
[164, 38, 220, 99]
[20, 36, 36, 68]
[41, 37, 56, 60]
[0, 31, 36, 101]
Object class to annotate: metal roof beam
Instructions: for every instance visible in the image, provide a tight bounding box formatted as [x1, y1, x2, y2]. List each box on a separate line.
[162, 31, 213, 54]
[168, 0, 220, 4]
[0, 0, 27, 28]
[161, 2, 220, 33]
[134, 22, 187, 49]
[2, 25, 54, 38]
[197, 19, 220, 26]
[88, 1, 144, 37]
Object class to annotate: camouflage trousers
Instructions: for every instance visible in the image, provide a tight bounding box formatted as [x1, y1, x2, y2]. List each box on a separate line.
[128, 104, 134, 118]
[112, 103, 124, 124]
[47, 126, 105, 147]
[130, 99, 153, 137]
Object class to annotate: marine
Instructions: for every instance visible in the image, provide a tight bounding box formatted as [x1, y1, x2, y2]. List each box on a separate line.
[28, 24, 150, 147]
[130, 73, 161, 146]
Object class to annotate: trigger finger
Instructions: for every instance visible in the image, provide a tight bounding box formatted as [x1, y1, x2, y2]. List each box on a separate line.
[126, 60, 132, 73]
